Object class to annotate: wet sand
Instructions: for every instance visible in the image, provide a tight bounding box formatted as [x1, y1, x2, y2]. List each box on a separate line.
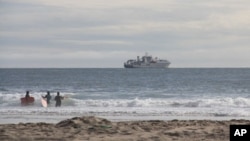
[0, 116, 249, 141]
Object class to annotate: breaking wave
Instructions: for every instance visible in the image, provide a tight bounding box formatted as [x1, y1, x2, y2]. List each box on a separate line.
[1, 92, 250, 118]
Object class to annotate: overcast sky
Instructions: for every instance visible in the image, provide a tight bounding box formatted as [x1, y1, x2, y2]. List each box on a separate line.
[0, 0, 250, 68]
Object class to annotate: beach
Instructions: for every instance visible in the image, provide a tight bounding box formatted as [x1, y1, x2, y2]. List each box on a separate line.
[1, 116, 249, 141]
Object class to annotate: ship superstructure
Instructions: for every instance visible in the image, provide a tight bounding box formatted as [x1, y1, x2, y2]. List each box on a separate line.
[124, 53, 170, 68]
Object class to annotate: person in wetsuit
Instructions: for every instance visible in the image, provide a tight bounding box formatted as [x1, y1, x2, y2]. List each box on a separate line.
[21, 91, 34, 105]
[25, 91, 30, 102]
[54, 92, 64, 107]
[43, 91, 52, 104]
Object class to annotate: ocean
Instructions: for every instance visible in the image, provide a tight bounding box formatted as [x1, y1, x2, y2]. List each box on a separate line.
[0, 68, 250, 123]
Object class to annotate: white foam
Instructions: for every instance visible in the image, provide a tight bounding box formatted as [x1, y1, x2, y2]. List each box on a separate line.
[1, 94, 250, 120]
[72, 97, 250, 108]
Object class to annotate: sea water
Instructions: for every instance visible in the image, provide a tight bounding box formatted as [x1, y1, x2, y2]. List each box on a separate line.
[0, 68, 250, 123]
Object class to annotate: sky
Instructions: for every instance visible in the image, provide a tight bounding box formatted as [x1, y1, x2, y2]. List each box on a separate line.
[0, 0, 250, 68]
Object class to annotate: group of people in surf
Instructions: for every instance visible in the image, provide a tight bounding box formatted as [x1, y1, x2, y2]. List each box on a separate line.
[23, 91, 64, 107]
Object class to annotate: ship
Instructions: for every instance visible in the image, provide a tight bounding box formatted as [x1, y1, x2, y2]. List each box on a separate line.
[124, 53, 170, 68]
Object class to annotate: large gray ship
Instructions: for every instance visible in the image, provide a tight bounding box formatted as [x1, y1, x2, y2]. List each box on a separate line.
[124, 53, 170, 68]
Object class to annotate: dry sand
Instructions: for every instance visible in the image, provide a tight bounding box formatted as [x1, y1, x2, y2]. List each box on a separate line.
[0, 116, 249, 141]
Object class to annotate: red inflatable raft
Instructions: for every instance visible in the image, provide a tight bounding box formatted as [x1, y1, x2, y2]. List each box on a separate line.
[21, 97, 35, 105]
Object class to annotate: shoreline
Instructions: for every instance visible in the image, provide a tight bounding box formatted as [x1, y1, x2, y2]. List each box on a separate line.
[1, 114, 250, 124]
[1, 116, 250, 141]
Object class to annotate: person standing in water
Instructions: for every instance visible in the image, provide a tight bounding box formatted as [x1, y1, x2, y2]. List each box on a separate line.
[21, 91, 34, 106]
[25, 91, 30, 102]
[54, 92, 64, 107]
[43, 91, 52, 104]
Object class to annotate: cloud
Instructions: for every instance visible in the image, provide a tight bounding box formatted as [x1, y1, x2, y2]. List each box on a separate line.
[0, 0, 250, 68]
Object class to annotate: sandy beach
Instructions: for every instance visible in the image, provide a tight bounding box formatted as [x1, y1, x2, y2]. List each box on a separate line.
[0, 116, 249, 141]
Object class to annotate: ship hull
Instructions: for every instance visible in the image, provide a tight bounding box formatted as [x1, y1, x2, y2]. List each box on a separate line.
[124, 63, 170, 68]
